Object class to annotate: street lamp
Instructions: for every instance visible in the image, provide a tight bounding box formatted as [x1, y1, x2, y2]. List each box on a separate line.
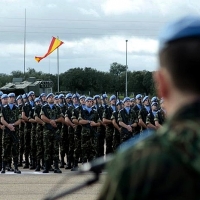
[125, 40, 128, 96]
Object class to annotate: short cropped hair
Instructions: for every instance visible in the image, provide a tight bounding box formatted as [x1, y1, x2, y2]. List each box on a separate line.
[159, 38, 200, 93]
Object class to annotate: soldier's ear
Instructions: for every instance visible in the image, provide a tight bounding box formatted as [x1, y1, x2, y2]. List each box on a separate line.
[153, 68, 170, 100]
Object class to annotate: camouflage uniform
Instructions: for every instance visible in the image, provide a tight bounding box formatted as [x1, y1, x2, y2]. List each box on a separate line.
[78, 107, 100, 162]
[18, 103, 24, 166]
[118, 107, 138, 144]
[22, 102, 32, 168]
[33, 103, 44, 170]
[111, 110, 121, 151]
[58, 103, 68, 168]
[98, 101, 200, 200]
[64, 105, 76, 169]
[1, 103, 21, 173]
[103, 106, 115, 154]
[71, 105, 83, 167]
[41, 103, 63, 173]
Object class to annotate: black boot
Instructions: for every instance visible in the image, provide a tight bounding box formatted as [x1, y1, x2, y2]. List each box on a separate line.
[35, 160, 41, 171]
[23, 155, 29, 169]
[7, 160, 14, 171]
[71, 160, 78, 171]
[43, 160, 49, 173]
[14, 162, 21, 174]
[1, 161, 6, 174]
[54, 161, 62, 173]
[30, 159, 36, 170]
[0, 159, 2, 171]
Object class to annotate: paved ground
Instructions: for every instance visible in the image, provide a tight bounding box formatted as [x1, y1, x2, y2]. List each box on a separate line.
[0, 166, 106, 200]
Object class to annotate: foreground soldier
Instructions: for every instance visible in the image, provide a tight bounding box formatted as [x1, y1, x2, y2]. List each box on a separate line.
[1, 93, 21, 174]
[40, 93, 63, 173]
[98, 15, 200, 199]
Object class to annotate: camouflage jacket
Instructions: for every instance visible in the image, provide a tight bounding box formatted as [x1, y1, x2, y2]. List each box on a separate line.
[98, 100, 200, 200]
[1, 104, 21, 124]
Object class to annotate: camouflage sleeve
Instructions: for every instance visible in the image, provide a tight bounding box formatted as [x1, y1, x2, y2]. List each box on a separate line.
[138, 110, 142, 119]
[71, 108, 78, 120]
[111, 111, 115, 120]
[154, 112, 159, 122]
[97, 136, 183, 200]
[78, 111, 83, 121]
[146, 113, 151, 124]
[40, 106, 45, 116]
[118, 110, 122, 122]
[102, 110, 106, 119]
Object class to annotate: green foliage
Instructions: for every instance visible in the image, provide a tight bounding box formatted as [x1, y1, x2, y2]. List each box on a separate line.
[0, 62, 156, 97]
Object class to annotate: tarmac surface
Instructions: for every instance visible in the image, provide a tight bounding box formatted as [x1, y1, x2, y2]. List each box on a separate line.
[0, 166, 106, 200]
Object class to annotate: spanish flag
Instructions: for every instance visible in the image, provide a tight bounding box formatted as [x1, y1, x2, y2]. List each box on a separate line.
[35, 37, 64, 62]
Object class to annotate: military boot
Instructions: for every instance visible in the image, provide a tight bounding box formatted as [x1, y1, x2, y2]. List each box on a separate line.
[71, 160, 78, 171]
[35, 160, 41, 171]
[29, 159, 36, 170]
[54, 161, 62, 173]
[14, 162, 21, 174]
[7, 160, 14, 171]
[43, 161, 49, 173]
[1, 161, 6, 174]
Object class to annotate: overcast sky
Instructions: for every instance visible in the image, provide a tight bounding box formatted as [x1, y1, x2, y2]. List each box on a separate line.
[1, 0, 200, 75]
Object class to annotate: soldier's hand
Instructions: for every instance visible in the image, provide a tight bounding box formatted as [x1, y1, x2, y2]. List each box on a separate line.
[50, 120, 57, 128]
[8, 124, 15, 131]
[90, 121, 96, 126]
[127, 125, 132, 132]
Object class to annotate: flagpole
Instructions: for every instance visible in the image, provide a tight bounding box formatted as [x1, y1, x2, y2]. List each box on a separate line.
[24, 8, 26, 76]
[57, 36, 59, 93]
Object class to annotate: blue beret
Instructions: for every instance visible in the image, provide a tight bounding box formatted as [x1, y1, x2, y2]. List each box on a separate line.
[93, 95, 100, 99]
[0, 91, 3, 96]
[123, 97, 130, 103]
[46, 93, 54, 99]
[54, 95, 58, 100]
[135, 94, 142, 99]
[130, 98, 135, 102]
[109, 95, 116, 101]
[28, 91, 35, 97]
[58, 94, 64, 99]
[65, 93, 72, 98]
[116, 100, 123, 106]
[1, 94, 8, 99]
[142, 96, 149, 103]
[85, 97, 93, 102]
[151, 96, 158, 102]
[79, 95, 86, 100]
[101, 94, 108, 99]
[34, 97, 41, 102]
[40, 93, 46, 97]
[159, 15, 200, 52]
[16, 95, 22, 101]
[151, 102, 158, 107]
[8, 93, 15, 98]
[22, 94, 27, 99]
[72, 93, 80, 99]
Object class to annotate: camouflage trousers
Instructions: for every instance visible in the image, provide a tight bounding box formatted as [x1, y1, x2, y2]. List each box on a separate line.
[0, 129, 2, 163]
[68, 127, 75, 164]
[36, 124, 44, 160]
[105, 126, 114, 154]
[24, 123, 31, 157]
[81, 127, 95, 162]
[19, 123, 24, 157]
[96, 125, 105, 158]
[73, 130, 81, 163]
[113, 129, 120, 152]
[43, 128, 60, 162]
[2, 129, 19, 163]
[31, 123, 37, 160]
[120, 128, 133, 144]
[60, 125, 68, 158]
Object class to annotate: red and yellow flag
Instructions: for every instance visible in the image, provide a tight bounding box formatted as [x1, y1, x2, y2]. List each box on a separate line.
[35, 37, 64, 63]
